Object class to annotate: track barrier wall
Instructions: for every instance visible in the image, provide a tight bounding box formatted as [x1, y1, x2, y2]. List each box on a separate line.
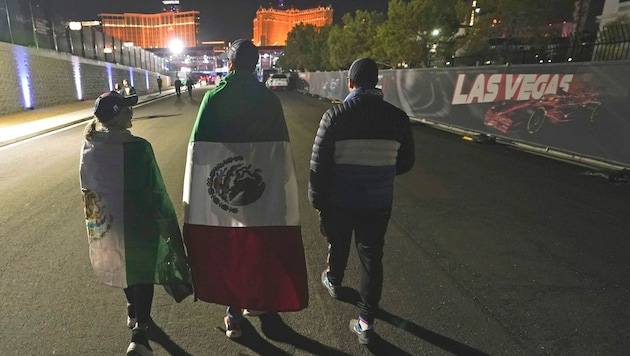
[299, 61, 630, 169]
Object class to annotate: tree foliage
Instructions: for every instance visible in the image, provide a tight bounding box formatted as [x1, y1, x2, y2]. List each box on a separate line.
[327, 10, 386, 70]
[374, 0, 460, 68]
[457, 0, 576, 57]
[277, 24, 331, 71]
[278, 0, 578, 70]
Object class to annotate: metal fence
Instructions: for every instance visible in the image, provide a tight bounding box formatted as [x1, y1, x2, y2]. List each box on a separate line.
[0, 0, 167, 73]
[430, 24, 630, 68]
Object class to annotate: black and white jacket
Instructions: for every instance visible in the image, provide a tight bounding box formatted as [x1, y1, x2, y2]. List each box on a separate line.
[309, 88, 415, 210]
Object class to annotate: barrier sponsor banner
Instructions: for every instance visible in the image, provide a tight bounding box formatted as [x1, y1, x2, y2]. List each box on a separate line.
[300, 61, 630, 168]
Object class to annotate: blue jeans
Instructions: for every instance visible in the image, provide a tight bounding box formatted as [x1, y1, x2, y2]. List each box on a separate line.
[320, 206, 391, 324]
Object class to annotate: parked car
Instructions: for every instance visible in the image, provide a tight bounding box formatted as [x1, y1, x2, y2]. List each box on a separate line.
[266, 73, 290, 90]
[484, 92, 601, 134]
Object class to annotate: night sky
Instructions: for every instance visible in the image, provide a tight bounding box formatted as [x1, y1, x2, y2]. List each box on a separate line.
[47, 0, 390, 41]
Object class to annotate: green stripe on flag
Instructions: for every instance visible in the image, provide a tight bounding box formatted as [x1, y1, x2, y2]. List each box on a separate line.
[123, 141, 190, 286]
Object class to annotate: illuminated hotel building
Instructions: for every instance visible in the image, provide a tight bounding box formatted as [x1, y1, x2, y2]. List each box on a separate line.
[253, 6, 333, 46]
[99, 10, 199, 48]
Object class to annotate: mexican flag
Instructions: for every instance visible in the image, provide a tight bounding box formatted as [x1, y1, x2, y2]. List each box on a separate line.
[182, 73, 308, 311]
[79, 130, 191, 289]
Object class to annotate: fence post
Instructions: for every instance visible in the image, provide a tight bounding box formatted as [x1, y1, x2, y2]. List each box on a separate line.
[3, 0, 14, 43]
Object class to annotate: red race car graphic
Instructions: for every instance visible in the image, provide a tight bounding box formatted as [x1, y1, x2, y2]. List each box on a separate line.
[483, 92, 601, 134]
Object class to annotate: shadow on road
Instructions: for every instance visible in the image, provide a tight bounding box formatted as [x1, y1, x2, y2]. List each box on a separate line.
[221, 318, 293, 356]
[258, 313, 353, 356]
[377, 309, 491, 356]
[148, 320, 193, 356]
[211, 313, 351, 356]
[336, 287, 490, 355]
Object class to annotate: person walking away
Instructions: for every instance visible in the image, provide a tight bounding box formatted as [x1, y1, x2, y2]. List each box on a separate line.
[122, 79, 136, 97]
[182, 39, 308, 339]
[79, 91, 191, 355]
[174, 77, 182, 98]
[185, 76, 194, 98]
[309, 57, 415, 345]
[157, 75, 163, 94]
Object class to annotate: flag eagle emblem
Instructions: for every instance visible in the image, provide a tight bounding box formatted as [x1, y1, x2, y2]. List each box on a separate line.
[206, 155, 265, 213]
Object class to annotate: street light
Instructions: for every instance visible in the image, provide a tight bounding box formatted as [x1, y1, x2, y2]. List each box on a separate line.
[68, 21, 85, 58]
[169, 38, 184, 55]
[427, 29, 440, 67]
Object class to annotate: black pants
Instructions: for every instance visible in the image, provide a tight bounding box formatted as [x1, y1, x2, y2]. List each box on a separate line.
[320, 206, 391, 324]
[124, 284, 154, 325]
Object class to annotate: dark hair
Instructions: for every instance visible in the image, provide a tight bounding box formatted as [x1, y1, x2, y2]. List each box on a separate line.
[228, 39, 259, 71]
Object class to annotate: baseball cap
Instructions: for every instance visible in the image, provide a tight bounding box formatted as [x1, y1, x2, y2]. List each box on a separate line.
[93, 91, 138, 123]
[227, 39, 259, 70]
[348, 58, 379, 87]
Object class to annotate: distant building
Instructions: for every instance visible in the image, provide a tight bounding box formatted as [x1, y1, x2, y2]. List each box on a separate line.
[598, 0, 630, 27]
[253, 5, 333, 46]
[99, 10, 199, 48]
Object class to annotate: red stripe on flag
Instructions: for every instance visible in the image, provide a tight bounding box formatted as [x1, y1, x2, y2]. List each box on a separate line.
[183, 224, 309, 311]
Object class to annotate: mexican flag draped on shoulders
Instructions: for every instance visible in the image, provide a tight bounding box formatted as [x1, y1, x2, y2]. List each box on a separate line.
[183, 71, 308, 311]
[79, 130, 190, 288]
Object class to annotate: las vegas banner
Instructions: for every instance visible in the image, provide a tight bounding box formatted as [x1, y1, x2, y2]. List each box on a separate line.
[300, 61, 630, 168]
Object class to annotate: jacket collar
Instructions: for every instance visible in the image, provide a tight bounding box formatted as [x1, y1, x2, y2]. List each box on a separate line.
[344, 87, 383, 102]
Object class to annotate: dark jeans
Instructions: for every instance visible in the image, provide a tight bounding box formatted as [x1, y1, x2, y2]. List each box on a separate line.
[124, 284, 154, 325]
[320, 206, 391, 324]
[226, 306, 243, 321]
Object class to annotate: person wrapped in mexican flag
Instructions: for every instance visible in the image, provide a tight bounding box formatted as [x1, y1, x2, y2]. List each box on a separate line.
[182, 39, 308, 339]
[79, 91, 190, 356]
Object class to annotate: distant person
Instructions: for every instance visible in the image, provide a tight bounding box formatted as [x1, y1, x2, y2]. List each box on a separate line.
[79, 91, 191, 355]
[309, 57, 415, 345]
[114, 82, 122, 94]
[157, 75, 163, 94]
[122, 79, 136, 98]
[174, 77, 182, 98]
[185, 76, 194, 98]
[182, 39, 308, 339]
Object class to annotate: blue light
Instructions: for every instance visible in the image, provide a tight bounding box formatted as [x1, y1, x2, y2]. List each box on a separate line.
[72, 56, 83, 100]
[13, 46, 33, 109]
[106, 62, 113, 91]
[145, 70, 150, 90]
[128, 67, 134, 87]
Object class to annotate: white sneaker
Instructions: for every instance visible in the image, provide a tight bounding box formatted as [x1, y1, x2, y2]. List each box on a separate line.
[127, 316, 137, 329]
[127, 326, 153, 355]
[224, 316, 242, 339]
[243, 309, 266, 317]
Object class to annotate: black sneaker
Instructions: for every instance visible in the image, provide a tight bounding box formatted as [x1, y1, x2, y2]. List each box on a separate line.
[321, 270, 338, 298]
[126, 326, 153, 356]
[349, 319, 373, 345]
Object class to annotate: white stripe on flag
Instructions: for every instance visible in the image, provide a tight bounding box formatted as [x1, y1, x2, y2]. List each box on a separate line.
[80, 141, 127, 287]
[183, 141, 300, 227]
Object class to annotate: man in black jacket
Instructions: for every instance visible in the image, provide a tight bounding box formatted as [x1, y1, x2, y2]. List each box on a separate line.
[309, 57, 415, 345]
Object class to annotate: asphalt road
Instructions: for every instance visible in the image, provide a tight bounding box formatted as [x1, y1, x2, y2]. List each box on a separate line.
[0, 87, 628, 355]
